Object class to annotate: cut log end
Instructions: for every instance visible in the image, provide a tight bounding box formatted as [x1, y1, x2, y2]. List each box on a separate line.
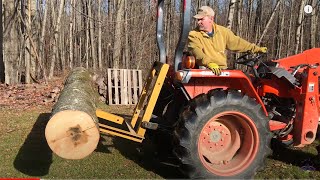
[45, 110, 100, 159]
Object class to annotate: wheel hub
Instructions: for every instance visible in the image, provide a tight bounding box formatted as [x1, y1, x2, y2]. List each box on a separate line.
[209, 130, 221, 142]
[201, 122, 232, 153]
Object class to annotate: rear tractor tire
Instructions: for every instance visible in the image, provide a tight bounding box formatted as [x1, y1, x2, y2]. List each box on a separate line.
[173, 90, 272, 179]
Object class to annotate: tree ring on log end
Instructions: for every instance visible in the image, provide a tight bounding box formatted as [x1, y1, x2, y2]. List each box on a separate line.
[45, 110, 100, 160]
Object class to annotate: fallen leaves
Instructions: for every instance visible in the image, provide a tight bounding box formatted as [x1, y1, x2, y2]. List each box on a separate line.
[0, 78, 63, 110]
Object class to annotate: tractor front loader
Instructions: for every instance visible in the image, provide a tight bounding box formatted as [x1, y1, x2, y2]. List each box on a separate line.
[83, 0, 320, 179]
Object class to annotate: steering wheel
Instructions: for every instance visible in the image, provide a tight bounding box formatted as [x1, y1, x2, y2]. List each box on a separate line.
[235, 52, 265, 78]
[235, 53, 262, 67]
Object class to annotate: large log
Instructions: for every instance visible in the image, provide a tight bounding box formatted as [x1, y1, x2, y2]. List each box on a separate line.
[45, 67, 100, 159]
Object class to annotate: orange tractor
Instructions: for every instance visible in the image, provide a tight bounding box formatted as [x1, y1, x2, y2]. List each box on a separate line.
[97, 0, 320, 178]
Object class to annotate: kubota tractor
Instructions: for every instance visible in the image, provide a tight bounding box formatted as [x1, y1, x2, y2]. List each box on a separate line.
[97, 0, 320, 178]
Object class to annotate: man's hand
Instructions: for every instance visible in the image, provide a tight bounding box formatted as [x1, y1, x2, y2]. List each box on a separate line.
[259, 47, 267, 53]
[207, 62, 221, 75]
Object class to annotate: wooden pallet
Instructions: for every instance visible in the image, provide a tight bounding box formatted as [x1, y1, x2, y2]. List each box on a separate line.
[107, 69, 142, 105]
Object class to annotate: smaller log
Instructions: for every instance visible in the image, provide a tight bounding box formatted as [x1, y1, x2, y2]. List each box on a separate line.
[45, 67, 100, 159]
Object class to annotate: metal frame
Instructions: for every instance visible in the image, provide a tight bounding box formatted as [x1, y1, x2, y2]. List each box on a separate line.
[97, 62, 169, 142]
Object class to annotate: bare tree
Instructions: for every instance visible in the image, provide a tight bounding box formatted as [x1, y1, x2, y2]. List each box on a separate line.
[310, 0, 318, 48]
[113, 0, 124, 69]
[295, 0, 306, 54]
[286, 0, 295, 56]
[23, 0, 36, 83]
[245, 0, 254, 40]
[276, 2, 285, 58]
[257, 0, 281, 45]
[49, 0, 65, 79]
[69, 0, 74, 69]
[88, 0, 96, 70]
[226, 0, 237, 29]
[84, 0, 89, 68]
[97, 0, 102, 70]
[123, 0, 135, 68]
[39, 0, 48, 80]
[254, 0, 262, 43]
[236, 0, 243, 37]
[0, 0, 4, 83]
[3, 0, 20, 84]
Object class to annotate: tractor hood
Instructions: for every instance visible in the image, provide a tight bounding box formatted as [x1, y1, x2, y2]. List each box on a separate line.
[274, 48, 320, 69]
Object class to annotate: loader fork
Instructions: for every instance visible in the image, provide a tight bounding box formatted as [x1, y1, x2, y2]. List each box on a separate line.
[96, 62, 169, 142]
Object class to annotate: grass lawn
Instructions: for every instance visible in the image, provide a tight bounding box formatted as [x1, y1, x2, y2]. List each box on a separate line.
[1, 105, 320, 179]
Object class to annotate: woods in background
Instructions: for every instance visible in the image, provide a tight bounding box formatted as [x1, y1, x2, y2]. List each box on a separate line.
[0, 0, 319, 84]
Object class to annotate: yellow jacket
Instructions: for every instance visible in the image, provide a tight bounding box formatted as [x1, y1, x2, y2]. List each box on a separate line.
[188, 23, 262, 69]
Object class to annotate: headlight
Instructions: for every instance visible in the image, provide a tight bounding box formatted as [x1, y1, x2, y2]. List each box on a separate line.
[182, 55, 196, 69]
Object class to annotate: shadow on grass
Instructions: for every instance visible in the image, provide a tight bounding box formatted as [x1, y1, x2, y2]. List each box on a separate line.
[112, 136, 184, 179]
[96, 113, 184, 179]
[270, 139, 320, 170]
[13, 113, 53, 176]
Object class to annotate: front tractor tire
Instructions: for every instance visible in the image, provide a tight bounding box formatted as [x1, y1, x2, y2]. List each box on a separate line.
[173, 90, 272, 179]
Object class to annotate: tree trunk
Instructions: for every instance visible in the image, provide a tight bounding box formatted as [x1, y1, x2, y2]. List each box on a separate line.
[113, 0, 124, 68]
[254, 0, 262, 43]
[60, 28, 65, 71]
[85, 12, 89, 68]
[165, 1, 171, 55]
[286, 0, 294, 57]
[69, 0, 74, 69]
[124, 0, 130, 69]
[276, 2, 284, 59]
[39, 0, 48, 80]
[226, 0, 236, 29]
[257, 0, 281, 45]
[49, 0, 65, 79]
[295, 0, 306, 54]
[88, 0, 96, 70]
[98, 0, 102, 70]
[246, 0, 253, 40]
[45, 67, 100, 160]
[310, 0, 317, 48]
[236, 0, 243, 36]
[0, 0, 4, 83]
[3, 0, 20, 84]
[300, 23, 304, 52]
[25, 0, 31, 83]
[29, 0, 36, 82]
[84, 0, 89, 68]
[76, 1, 83, 67]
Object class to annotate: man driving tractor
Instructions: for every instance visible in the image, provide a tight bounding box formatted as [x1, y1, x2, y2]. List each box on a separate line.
[188, 6, 267, 75]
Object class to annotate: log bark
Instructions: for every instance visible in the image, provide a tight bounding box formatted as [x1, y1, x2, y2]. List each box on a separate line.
[45, 67, 100, 160]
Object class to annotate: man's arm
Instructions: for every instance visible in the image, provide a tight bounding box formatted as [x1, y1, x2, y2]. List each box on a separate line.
[225, 29, 262, 53]
[188, 31, 226, 66]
